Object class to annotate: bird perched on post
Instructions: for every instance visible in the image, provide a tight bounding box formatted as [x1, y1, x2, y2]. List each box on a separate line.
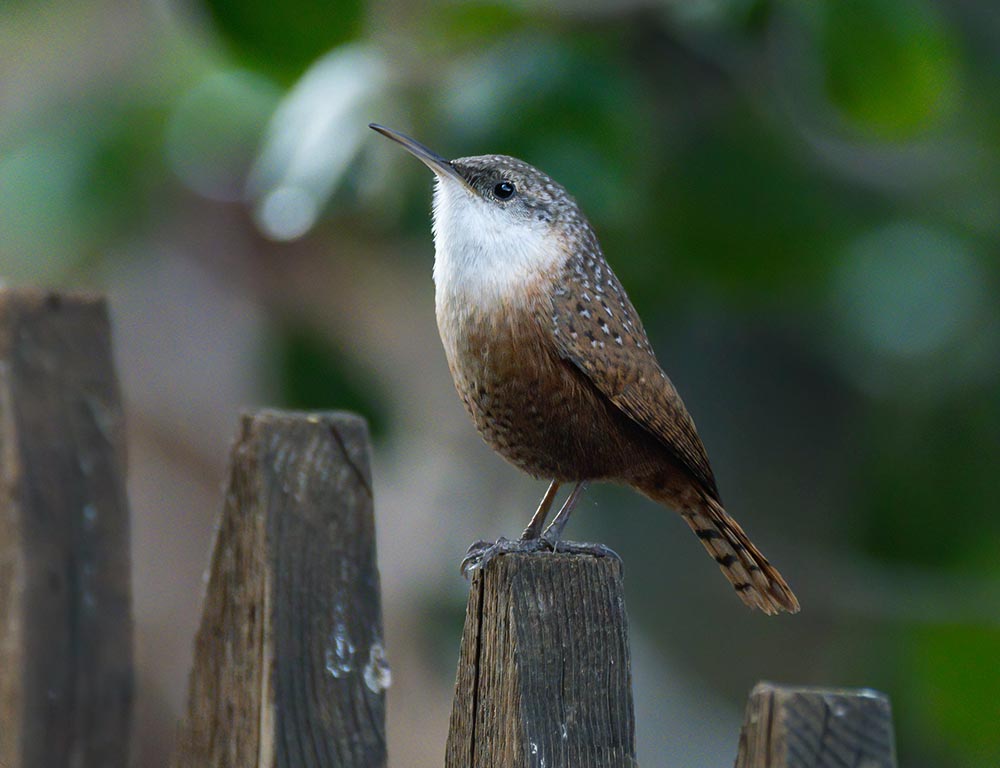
[370, 123, 799, 615]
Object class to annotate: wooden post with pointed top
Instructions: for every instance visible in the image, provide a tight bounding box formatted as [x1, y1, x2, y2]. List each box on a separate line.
[0, 289, 134, 768]
[736, 682, 898, 768]
[445, 550, 637, 768]
[172, 410, 389, 768]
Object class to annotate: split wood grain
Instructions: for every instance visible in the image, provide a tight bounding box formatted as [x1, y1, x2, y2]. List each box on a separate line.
[446, 550, 636, 768]
[173, 410, 388, 768]
[736, 681, 897, 768]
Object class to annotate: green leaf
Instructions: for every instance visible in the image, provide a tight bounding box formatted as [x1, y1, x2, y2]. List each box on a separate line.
[200, 0, 364, 79]
[425, 2, 529, 47]
[820, 0, 957, 138]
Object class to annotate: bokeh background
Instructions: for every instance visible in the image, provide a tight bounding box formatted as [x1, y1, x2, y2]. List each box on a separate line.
[3, 0, 999, 765]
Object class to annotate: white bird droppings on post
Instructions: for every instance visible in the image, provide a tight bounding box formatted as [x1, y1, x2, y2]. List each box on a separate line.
[364, 641, 392, 693]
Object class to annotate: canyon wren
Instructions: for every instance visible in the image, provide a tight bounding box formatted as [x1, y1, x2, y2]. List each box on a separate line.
[371, 123, 799, 615]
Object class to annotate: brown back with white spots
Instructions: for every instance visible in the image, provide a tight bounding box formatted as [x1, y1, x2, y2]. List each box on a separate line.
[544, 224, 720, 501]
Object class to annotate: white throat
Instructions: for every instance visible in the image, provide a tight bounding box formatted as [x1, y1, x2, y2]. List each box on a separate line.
[430, 178, 563, 315]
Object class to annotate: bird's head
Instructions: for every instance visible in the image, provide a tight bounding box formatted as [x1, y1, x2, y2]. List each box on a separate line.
[370, 125, 589, 289]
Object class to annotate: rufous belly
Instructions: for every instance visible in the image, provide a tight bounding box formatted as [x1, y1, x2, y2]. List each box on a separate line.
[439, 305, 664, 482]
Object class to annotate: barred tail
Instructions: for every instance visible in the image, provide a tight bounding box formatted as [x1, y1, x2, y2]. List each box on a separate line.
[680, 494, 799, 614]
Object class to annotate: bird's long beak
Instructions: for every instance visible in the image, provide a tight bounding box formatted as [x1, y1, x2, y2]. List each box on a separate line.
[369, 123, 474, 192]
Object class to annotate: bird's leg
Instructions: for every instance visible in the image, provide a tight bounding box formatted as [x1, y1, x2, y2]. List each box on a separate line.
[461, 481, 558, 577]
[462, 479, 617, 578]
[520, 479, 561, 540]
[541, 480, 590, 547]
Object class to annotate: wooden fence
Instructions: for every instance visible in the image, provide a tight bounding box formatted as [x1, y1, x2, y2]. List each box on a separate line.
[0, 288, 899, 767]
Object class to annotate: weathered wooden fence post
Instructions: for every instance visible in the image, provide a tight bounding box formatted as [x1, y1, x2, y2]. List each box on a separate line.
[446, 550, 636, 768]
[0, 289, 134, 768]
[172, 410, 389, 768]
[736, 681, 898, 768]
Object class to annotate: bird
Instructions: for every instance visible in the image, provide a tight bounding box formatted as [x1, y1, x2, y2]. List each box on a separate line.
[370, 123, 799, 615]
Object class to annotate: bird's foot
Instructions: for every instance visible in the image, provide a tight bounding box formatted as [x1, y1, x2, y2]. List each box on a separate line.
[460, 537, 620, 578]
[461, 537, 548, 578]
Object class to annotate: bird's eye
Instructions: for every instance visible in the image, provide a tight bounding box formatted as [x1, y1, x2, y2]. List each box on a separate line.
[493, 181, 515, 200]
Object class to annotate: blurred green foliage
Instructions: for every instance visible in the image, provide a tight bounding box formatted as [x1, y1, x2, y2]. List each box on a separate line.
[203, 0, 363, 78]
[820, 0, 957, 138]
[651, 116, 850, 300]
[854, 403, 1000, 576]
[270, 321, 389, 439]
[2, 0, 999, 765]
[907, 624, 1000, 766]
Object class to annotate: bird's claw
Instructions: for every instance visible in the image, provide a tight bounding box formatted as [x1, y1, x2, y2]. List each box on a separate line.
[460, 537, 620, 578]
[460, 537, 549, 578]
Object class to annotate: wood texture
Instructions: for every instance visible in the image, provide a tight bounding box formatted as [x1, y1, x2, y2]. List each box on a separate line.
[173, 410, 388, 768]
[736, 682, 898, 768]
[0, 289, 133, 768]
[446, 550, 636, 768]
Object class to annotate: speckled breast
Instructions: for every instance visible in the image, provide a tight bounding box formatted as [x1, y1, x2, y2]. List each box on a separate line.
[438, 300, 654, 482]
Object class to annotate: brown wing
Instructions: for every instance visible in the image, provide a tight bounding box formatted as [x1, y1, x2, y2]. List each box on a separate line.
[546, 257, 720, 500]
